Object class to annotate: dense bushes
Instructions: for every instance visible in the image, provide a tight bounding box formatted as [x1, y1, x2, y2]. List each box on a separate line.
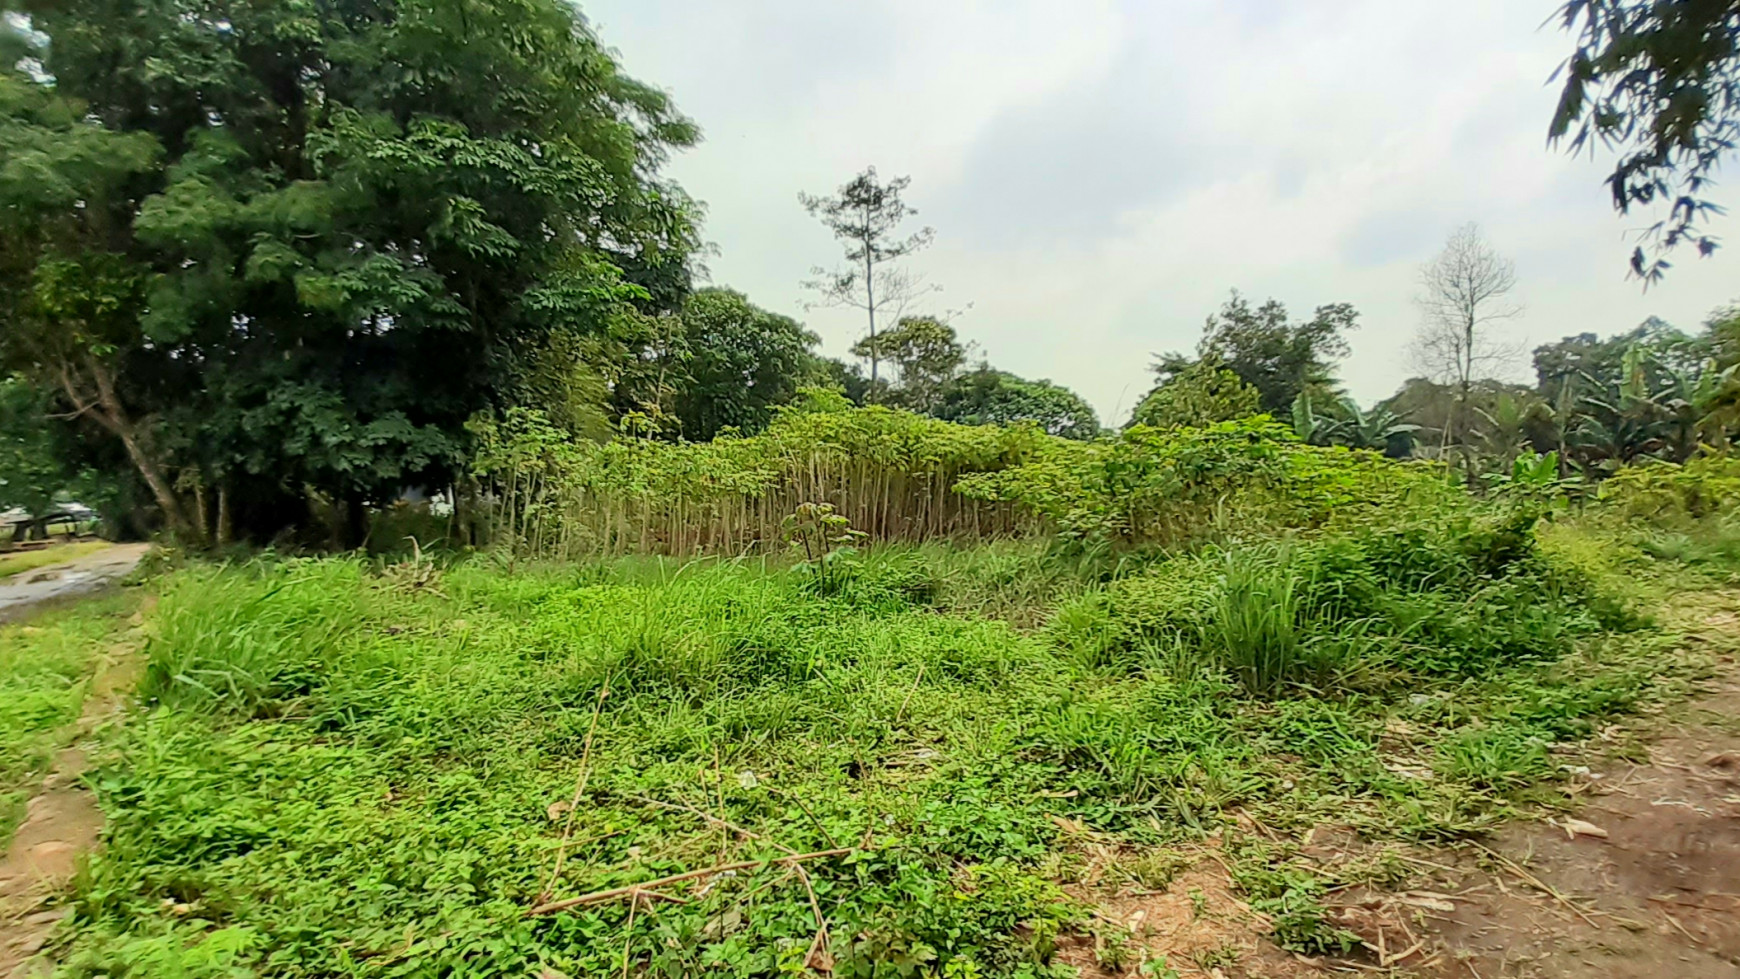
[468, 397, 1048, 557]
[473, 405, 1462, 558]
[1044, 509, 1628, 694]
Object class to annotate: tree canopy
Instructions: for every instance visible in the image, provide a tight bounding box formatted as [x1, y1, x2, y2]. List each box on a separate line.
[1156, 292, 1356, 416]
[934, 368, 1100, 440]
[1551, 0, 1740, 279]
[1129, 357, 1263, 430]
[670, 290, 819, 441]
[0, 0, 699, 543]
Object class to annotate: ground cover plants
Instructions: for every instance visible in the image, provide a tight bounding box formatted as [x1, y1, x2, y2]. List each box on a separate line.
[12, 408, 1733, 978]
[0, 592, 139, 848]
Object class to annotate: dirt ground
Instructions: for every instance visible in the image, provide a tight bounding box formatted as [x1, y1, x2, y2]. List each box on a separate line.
[1064, 610, 1740, 979]
[0, 543, 149, 623]
[0, 604, 147, 978]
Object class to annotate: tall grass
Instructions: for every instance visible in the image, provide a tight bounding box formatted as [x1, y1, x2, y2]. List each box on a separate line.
[138, 560, 365, 716]
[1196, 546, 1325, 695]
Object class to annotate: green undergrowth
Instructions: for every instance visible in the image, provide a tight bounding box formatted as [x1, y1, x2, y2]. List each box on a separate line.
[0, 591, 139, 848]
[40, 504, 1728, 978]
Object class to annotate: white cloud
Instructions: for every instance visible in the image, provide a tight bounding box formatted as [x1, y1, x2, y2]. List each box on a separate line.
[585, 0, 1740, 425]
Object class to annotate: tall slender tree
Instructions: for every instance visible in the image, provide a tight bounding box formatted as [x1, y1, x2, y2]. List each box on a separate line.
[799, 168, 934, 385]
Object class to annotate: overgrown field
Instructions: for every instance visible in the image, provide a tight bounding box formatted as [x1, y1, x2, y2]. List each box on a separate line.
[15, 468, 1736, 977]
[9, 416, 1740, 977]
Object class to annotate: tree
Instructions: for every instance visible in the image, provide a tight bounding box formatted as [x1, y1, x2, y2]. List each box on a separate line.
[850, 316, 968, 413]
[0, 0, 698, 544]
[1158, 292, 1357, 416]
[1412, 224, 1522, 457]
[1550, 1, 1740, 279]
[935, 369, 1100, 440]
[670, 289, 818, 440]
[1128, 358, 1262, 430]
[800, 168, 935, 385]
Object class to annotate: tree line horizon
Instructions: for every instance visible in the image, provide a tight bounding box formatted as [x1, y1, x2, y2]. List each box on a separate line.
[4, 0, 1739, 546]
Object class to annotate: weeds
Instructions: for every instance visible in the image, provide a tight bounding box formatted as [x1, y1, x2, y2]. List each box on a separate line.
[30, 449, 1740, 976]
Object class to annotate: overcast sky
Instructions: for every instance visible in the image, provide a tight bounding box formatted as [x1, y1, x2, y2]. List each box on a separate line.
[583, 0, 1740, 426]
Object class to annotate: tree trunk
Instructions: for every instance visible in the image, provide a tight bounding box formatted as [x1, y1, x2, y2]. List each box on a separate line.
[59, 353, 200, 542]
[863, 245, 878, 386]
[192, 479, 210, 544]
[216, 482, 233, 546]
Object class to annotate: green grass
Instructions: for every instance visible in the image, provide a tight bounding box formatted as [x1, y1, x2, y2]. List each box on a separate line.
[0, 590, 139, 847]
[35, 515, 1726, 978]
[0, 540, 113, 580]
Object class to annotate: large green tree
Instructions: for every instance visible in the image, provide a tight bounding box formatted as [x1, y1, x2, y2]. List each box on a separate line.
[1156, 292, 1356, 416]
[851, 316, 968, 413]
[0, 0, 697, 544]
[670, 289, 818, 441]
[935, 368, 1100, 440]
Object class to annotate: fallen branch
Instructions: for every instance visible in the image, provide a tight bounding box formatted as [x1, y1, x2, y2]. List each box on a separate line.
[526, 848, 855, 917]
[540, 682, 610, 903]
[1474, 844, 1601, 929]
[626, 794, 794, 854]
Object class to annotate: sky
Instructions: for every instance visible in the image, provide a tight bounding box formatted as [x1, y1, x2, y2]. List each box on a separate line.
[582, 0, 1740, 426]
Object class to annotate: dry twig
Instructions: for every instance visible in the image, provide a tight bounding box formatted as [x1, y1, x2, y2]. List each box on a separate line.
[541, 682, 610, 903]
[526, 849, 855, 916]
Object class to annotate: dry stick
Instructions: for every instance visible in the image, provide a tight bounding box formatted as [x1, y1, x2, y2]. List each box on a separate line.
[541, 682, 611, 902]
[894, 663, 926, 725]
[627, 795, 795, 854]
[1473, 844, 1602, 929]
[620, 892, 639, 979]
[712, 745, 728, 863]
[526, 849, 855, 916]
[631, 789, 833, 961]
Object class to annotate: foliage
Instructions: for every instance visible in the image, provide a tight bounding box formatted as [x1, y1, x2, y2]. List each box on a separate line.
[959, 417, 1457, 551]
[1291, 393, 1419, 456]
[0, 375, 72, 516]
[1550, 0, 1740, 279]
[1151, 292, 1357, 416]
[1127, 358, 1262, 431]
[0, 0, 699, 544]
[935, 369, 1101, 441]
[800, 168, 935, 386]
[670, 290, 820, 441]
[851, 316, 968, 413]
[781, 502, 867, 594]
[468, 401, 1048, 557]
[1597, 454, 1740, 523]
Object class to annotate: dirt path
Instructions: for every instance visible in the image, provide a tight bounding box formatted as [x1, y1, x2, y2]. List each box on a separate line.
[1406, 675, 1740, 978]
[0, 543, 149, 624]
[1063, 603, 1740, 979]
[0, 602, 148, 978]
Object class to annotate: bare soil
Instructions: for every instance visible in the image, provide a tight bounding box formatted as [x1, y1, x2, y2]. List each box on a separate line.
[1066, 606, 1740, 979]
[0, 608, 148, 978]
